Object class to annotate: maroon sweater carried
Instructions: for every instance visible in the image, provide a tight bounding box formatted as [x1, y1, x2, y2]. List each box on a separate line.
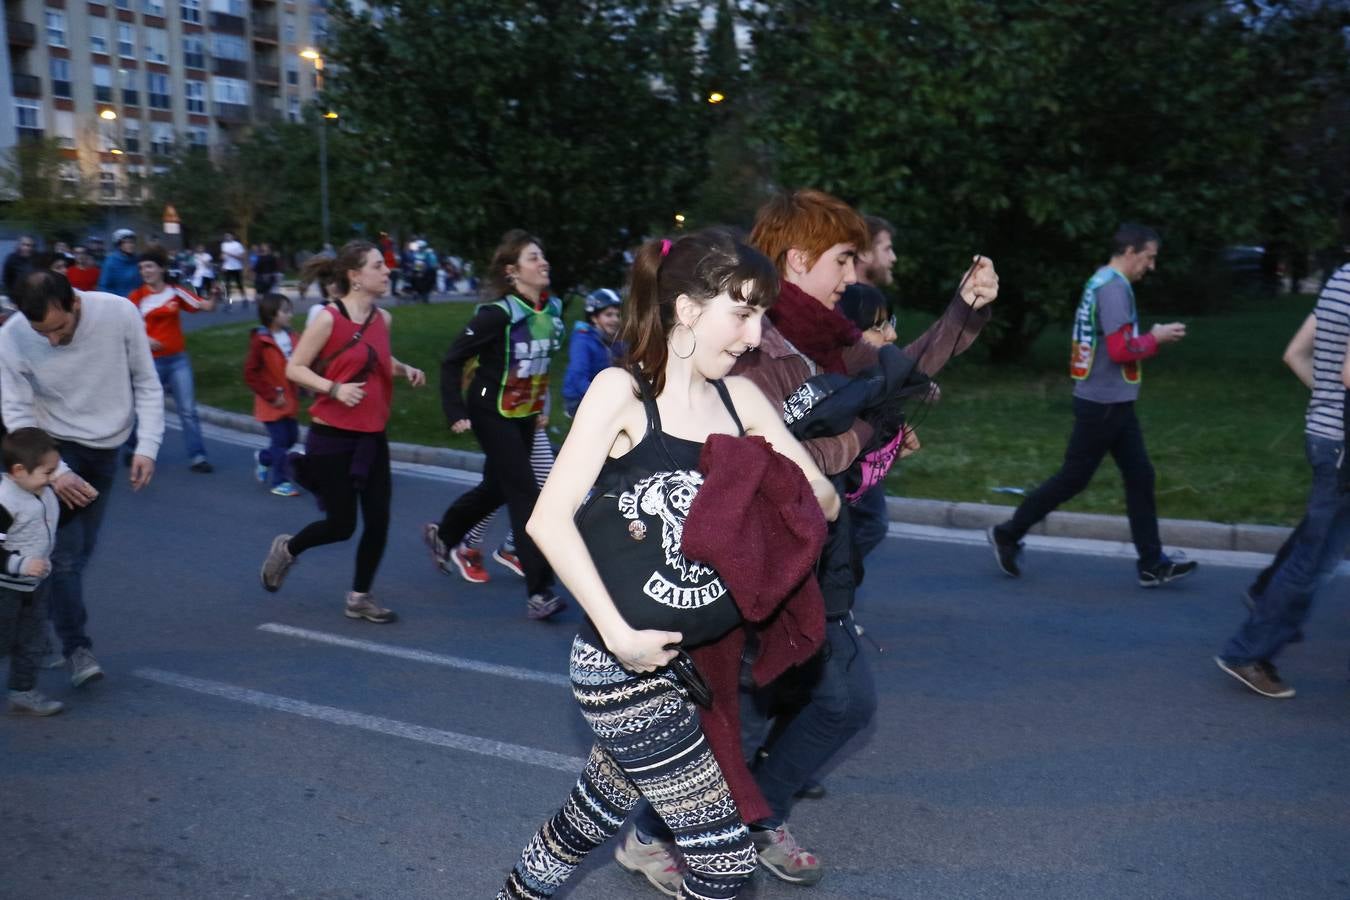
[682, 433, 828, 824]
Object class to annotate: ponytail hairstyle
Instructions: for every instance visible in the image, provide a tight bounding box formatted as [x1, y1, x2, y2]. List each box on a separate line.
[301, 240, 379, 297]
[484, 228, 544, 299]
[300, 254, 338, 297]
[620, 227, 778, 398]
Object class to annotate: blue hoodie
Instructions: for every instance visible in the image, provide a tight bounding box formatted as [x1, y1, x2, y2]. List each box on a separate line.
[562, 321, 621, 415]
[97, 249, 142, 298]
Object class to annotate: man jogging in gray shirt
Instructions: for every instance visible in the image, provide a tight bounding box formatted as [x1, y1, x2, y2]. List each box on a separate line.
[988, 224, 1197, 587]
[0, 270, 164, 687]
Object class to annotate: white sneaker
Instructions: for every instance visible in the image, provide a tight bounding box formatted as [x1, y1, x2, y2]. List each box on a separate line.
[9, 689, 64, 716]
[614, 826, 682, 897]
[68, 647, 104, 688]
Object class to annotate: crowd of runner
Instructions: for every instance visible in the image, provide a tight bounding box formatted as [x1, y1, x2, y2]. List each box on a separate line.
[2, 189, 1348, 897]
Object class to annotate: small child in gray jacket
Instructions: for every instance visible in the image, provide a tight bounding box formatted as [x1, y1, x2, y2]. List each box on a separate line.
[0, 427, 62, 715]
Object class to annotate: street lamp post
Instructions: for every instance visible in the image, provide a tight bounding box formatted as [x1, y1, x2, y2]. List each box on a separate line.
[300, 49, 332, 249]
[98, 108, 125, 223]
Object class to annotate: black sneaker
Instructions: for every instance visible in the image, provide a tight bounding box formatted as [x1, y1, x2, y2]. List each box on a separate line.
[1214, 656, 1295, 698]
[526, 592, 566, 620]
[987, 525, 1023, 578]
[1138, 556, 1198, 588]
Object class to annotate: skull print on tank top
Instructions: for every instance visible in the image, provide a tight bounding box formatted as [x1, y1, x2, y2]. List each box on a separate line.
[575, 372, 745, 648]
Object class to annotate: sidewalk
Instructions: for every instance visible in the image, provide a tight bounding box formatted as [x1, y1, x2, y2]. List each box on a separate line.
[187, 401, 1297, 558]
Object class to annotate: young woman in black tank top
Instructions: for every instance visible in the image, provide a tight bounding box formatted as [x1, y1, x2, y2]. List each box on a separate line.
[497, 229, 838, 900]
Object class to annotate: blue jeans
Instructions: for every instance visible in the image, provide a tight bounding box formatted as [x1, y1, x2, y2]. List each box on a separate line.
[259, 417, 299, 486]
[997, 397, 1162, 568]
[155, 352, 206, 461]
[1221, 434, 1350, 665]
[747, 615, 877, 827]
[50, 443, 118, 656]
[850, 482, 890, 566]
[632, 618, 878, 840]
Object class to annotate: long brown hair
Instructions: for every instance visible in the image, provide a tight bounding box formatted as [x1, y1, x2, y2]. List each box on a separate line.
[484, 228, 543, 299]
[301, 240, 378, 296]
[621, 228, 778, 398]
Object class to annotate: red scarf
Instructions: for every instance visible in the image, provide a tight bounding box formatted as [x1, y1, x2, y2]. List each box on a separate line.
[767, 281, 861, 375]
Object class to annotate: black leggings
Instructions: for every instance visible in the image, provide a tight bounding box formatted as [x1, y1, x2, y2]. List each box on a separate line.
[289, 434, 392, 594]
[437, 410, 553, 597]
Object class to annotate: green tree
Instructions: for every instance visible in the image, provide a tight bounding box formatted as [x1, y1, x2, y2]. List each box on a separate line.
[323, 0, 713, 289]
[0, 138, 95, 240]
[747, 0, 1350, 362]
[686, 0, 773, 229]
[144, 145, 228, 247]
[145, 118, 377, 254]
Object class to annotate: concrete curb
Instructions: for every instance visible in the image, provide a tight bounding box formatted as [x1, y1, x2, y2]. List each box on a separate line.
[190, 402, 1295, 557]
[884, 496, 1292, 557]
[191, 403, 485, 474]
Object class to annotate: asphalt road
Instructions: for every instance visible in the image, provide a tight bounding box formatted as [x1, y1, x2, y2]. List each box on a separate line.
[3, 428, 1349, 900]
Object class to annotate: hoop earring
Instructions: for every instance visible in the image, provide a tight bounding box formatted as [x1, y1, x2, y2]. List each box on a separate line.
[670, 323, 697, 360]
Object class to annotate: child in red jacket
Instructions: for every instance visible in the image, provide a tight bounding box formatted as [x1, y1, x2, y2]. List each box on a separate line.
[243, 293, 301, 497]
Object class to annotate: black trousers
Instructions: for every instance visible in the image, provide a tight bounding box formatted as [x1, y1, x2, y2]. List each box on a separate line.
[0, 583, 48, 692]
[438, 410, 553, 597]
[289, 434, 392, 594]
[997, 397, 1162, 567]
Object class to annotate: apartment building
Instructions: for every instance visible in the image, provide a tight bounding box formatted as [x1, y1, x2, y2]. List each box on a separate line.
[3, 0, 334, 204]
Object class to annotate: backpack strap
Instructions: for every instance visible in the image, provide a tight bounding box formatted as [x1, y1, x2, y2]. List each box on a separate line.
[312, 305, 377, 377]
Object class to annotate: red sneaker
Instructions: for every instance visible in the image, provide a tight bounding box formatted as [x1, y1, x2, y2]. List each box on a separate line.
[451, 545, 490, 584]
[491, 546, 525, 578]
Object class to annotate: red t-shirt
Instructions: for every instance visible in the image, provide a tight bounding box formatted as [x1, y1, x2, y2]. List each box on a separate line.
[67, 265, 100, 291]
[126, 283, 206, 357]
[307, 305, 393, 433]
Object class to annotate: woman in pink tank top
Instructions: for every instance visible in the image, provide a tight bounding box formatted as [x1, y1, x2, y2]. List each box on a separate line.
[257, 241, 426, 624]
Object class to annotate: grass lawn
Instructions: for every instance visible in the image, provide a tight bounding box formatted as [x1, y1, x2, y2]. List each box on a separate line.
[186, 295, 1319, 526]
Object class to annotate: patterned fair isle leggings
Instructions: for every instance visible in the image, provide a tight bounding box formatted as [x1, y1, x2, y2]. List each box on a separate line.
[464, 428, 554, 551]
[498, 636, 756, 900]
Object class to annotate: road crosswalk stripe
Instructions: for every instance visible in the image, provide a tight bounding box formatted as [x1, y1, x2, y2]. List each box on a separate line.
[134, 667, 586, 773]
[256, 623, 571, 687]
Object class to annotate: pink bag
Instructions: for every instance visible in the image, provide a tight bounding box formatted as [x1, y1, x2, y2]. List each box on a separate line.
[845, 426, 908, 504]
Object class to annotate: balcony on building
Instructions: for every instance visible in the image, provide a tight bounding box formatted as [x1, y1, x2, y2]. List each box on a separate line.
[212, 56, 249, 79]
[209, 12, 247, 34]
[251, 12, 278, 42]
[255, 63, 280, 84]
[214, 102, 251, 124]
[6, 18, 35, 48]
[16, 127, 44, 142]
[11, 72, 40, 96]
[254, 101, 280, 123]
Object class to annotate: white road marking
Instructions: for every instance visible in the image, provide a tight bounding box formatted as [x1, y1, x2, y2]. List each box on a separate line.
[134, 667, 586, 773]
[257, 623, 570, 687]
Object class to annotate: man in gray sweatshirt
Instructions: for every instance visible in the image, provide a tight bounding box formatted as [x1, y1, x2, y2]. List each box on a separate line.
[0, 270, 164, 687]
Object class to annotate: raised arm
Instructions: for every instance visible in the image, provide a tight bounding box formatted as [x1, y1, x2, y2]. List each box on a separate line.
[526, 368, 681, 673]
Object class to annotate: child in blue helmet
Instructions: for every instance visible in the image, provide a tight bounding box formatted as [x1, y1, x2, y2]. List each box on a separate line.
[562, 287, 623, 416]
